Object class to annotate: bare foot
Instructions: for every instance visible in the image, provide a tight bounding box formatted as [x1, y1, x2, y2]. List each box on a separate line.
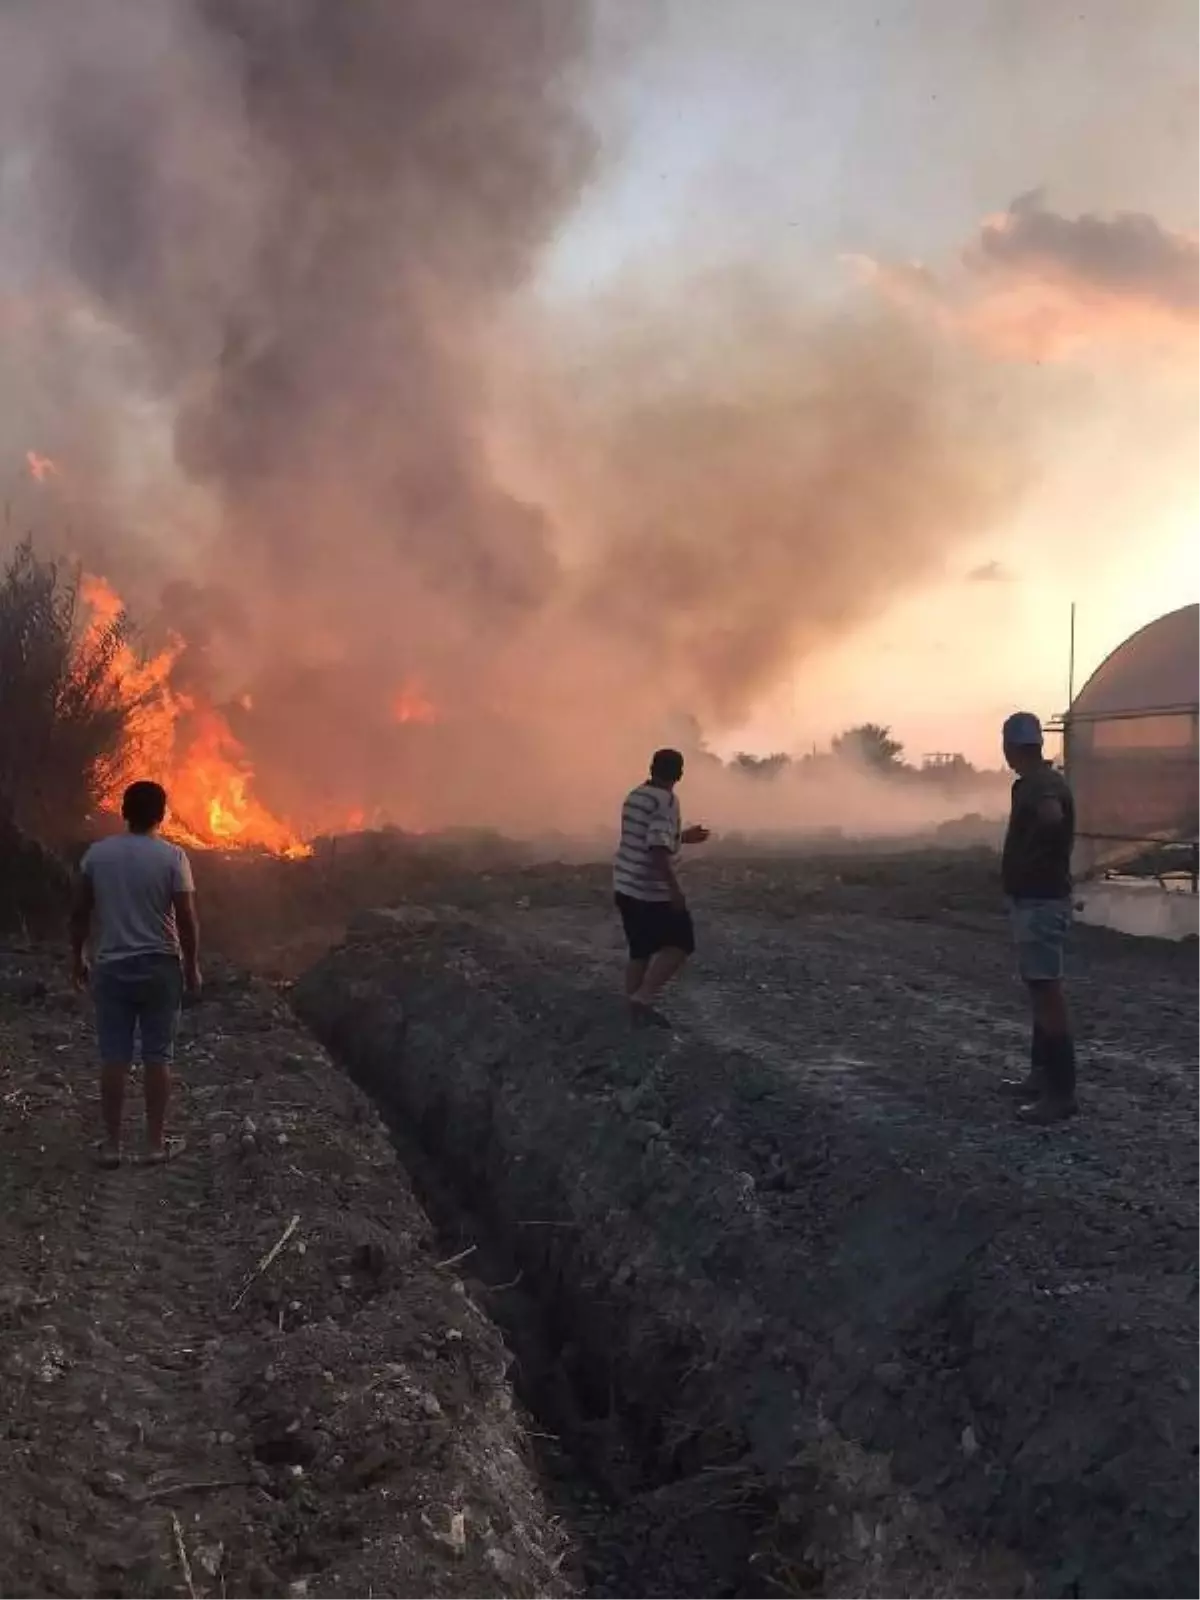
[93, 1141, 121, 1170]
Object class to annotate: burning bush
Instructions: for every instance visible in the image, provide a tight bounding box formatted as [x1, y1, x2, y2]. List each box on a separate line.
[0, 539, 135, 844]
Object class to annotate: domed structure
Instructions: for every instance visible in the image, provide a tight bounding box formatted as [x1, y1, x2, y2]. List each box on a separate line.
[1064, 604, 1198, 880]
[1072, 604, 1198, 720]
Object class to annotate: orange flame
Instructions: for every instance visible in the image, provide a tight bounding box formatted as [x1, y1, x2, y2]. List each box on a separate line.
[26, 450, 59, 484]
[392, 678, 437, 726]
[160, 704, 312, 858]
[81, 575, 311, 858]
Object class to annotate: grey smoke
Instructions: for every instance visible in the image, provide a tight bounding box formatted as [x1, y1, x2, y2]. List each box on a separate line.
[531, 279, 1024, 726]
[0, 0, 1028, 834]
[970, 190, 1199, 319]
[34, 0, 593, 606]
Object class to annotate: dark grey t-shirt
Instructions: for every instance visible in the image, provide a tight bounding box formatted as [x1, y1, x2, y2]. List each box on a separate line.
[1001, 762, 1075, 900]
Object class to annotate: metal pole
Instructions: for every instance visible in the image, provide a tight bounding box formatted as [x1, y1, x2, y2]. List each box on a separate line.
[1067, 601, 1077, 708]
[1059, 601, 1078, 780]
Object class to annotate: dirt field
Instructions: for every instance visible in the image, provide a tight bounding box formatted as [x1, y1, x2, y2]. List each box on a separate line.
[297, 851, 1198, 1599]
[2, 845, 1196, 1598]
[0, 948, 572, 1599]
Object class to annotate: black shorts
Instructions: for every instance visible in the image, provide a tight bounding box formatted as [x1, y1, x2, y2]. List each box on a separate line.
[614, 892, 696, 962]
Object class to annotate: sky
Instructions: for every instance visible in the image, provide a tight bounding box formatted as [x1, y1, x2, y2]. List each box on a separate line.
[542, 0, 1200, 765]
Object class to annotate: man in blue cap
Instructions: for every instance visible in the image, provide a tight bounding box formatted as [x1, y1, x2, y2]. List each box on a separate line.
[1000, 711, 1078, 1122]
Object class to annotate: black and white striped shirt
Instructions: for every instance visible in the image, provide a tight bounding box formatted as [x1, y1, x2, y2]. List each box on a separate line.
[613, 783, 680, 901]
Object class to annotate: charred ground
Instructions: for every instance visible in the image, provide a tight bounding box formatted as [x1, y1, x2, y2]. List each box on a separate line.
[295, 847, 1198, 1597]
[0, 839, 1196, 1597]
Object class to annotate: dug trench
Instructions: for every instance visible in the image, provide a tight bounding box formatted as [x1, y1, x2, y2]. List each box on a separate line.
[292, 920, 831, 1600]
[296, 908, 1036, 1593]
[329, 1007, 761, 1600]
[292, 858, 1198, 1600]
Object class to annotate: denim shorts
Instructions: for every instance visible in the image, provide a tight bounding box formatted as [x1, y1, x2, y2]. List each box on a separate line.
[92, 953, 183, 1066]
[1008, 897, 1072, 983]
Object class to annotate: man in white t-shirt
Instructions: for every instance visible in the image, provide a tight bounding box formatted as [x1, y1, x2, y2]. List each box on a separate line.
[613, 748, 709, 1026]
[70, 781, 202, 1168]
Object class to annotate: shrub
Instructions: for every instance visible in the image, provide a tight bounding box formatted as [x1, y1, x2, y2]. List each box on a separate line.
[831, 722, 907, 773]
[0, 539, 133, 844]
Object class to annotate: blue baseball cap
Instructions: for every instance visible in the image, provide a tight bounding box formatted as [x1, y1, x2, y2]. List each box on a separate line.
[1002, 711, 1043, 747]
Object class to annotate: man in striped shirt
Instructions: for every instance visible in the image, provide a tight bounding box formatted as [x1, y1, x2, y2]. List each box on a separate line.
[614, 748, 709, 1026]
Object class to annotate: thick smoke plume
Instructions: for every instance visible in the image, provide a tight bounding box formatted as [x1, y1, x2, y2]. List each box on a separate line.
[513, 281, 1020, 728]
[0, 0, 1024, 838]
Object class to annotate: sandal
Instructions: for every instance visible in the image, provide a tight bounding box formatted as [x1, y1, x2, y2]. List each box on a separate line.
[629, 999, 673, 1030]
[93, 1142, 122, 1170]
[142, 1136, 188, 1166]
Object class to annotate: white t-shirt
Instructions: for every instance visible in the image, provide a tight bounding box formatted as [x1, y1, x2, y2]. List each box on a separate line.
[81, 833, 195, 964]
[613, 782, 681, 902]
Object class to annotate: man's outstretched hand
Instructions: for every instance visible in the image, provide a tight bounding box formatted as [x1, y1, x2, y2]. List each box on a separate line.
[681, 824, 711, 845]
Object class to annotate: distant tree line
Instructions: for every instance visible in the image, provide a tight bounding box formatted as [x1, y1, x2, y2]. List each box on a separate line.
[730, 723, 999, 790]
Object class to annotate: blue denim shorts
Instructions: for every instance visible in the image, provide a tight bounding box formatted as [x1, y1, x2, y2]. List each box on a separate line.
[1008, 897, 1072, 983]
[92, 953, 183, 1066]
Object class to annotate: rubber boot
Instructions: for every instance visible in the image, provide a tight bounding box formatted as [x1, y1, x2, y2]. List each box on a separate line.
[1002, 1024, 1048, 1098]
[1016, 1034, 1078, 1123]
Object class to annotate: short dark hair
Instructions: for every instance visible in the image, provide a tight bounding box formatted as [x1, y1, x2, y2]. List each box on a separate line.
[121, 780, 168, 832]
[650, 747, 684, 783]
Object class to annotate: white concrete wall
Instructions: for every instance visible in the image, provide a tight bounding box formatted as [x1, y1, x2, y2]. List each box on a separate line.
[1076, 879, 1199, 942]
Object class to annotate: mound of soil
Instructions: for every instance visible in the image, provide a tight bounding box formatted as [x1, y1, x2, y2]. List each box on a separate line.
[0, 945, 572, 1598]
[295, 867, 1197, 1599]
